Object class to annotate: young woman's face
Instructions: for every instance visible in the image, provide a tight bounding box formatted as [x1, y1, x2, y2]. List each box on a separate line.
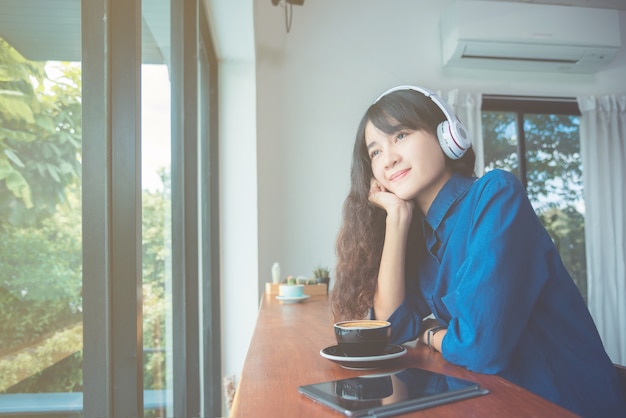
[365, 119, 451, 212]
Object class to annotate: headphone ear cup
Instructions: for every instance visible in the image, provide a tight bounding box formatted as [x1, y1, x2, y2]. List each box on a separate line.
[437, 120, 460, 160]
[437, 120, 469, 160]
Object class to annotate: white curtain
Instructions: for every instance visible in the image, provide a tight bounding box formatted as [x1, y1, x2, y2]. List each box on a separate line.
[577, 94, 626, 365]
[442, 90, 484, 175]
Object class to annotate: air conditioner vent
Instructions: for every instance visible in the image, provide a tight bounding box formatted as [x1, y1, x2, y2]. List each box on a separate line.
[440, 1, 621, 73]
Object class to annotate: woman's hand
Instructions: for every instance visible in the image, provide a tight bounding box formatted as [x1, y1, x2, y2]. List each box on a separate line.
[368, 178, 414, 222]
[370, 178, 414, 321]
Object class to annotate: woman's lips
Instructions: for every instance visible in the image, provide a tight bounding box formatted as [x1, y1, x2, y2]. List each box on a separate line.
[389, 168, 410, 182]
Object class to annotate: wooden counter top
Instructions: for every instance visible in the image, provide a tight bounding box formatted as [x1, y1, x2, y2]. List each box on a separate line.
[230, 293, 577, 417]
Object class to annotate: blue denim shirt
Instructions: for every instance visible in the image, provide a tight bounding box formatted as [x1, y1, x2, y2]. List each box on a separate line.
[386, 169, 626, 417]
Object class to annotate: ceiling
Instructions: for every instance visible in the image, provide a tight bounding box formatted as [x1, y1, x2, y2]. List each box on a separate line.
[0, 0, 168, 63]
[0, 0, 624, 63]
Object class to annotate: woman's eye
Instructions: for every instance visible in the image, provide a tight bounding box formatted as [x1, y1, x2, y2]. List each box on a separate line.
[396, 132, 406, 141]
[370, 149, 380, 159]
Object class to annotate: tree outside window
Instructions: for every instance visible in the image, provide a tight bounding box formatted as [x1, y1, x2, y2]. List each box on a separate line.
[0, 37, 169, 408]
[482, 98, 586, 301]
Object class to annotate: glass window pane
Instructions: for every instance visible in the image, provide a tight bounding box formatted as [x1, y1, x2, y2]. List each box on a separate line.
[0, 32, 83, 414]
[481, 111, 520, 178]
[142, 0, 172, 416]
[481, 109, 586, 301]
[524, 114, 587, 300]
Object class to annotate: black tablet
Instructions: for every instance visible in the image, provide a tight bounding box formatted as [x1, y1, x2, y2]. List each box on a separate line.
[298, 367, 489, 417]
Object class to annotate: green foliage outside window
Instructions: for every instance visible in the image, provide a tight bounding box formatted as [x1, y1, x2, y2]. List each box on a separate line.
[0, 37, 84, 393]
[0, 38, 81, 228]
[1, 37, 169, 395]
[482, 110, 587, 301]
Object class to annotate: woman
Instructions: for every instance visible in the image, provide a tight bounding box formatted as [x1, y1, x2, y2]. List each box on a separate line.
[331, 85, 625, 417]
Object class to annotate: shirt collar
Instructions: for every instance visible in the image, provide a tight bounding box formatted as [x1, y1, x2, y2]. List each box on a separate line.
[424, 173, 476, 231]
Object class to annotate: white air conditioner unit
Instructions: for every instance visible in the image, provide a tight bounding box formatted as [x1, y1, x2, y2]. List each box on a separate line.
[440, 1, 621, 73]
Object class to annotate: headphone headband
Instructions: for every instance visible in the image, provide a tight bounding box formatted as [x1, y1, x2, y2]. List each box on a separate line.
[374, 85, 456, 129]
[375, 85, 434, 102]
[373, 85, 471, 159]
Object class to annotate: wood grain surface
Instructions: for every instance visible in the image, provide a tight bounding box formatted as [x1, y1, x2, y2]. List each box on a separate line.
[230, 294, 578, 417]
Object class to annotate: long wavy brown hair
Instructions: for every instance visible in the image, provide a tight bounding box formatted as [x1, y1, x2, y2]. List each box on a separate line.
[331, 88, 475, 322]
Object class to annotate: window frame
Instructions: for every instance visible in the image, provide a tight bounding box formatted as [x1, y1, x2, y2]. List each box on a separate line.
[82, 0, 142, 416]
[82, 0, 220, 416]
[198, 1, 222, 414]
[481, 95, 581, 189]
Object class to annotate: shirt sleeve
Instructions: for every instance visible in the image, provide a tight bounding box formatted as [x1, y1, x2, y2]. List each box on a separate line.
[440, 171, 553, 374]
[385, 273, 432, 345]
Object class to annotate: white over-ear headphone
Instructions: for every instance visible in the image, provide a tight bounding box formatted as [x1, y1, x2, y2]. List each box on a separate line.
[374, 85, 471, 160]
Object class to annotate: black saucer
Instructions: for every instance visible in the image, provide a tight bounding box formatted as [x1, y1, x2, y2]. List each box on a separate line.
[320, 344, 407, 370]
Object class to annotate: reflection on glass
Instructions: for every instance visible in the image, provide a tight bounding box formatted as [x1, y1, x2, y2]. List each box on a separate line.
[330, 368, 479, 410]
[0, 35, 83, 409]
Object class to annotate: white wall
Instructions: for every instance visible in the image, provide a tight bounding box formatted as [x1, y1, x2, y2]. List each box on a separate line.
[218, 59, 258, 401]
[204, 0, 258, 415]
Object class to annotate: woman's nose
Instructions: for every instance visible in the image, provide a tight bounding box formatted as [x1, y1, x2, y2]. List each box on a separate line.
[384, 148, 400, 168]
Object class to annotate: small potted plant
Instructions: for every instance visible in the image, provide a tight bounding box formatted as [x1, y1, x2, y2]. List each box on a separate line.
[312, 265, 330, 285]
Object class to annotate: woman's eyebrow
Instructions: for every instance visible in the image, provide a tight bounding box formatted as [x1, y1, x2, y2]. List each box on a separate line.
[366, 139, 378, 150]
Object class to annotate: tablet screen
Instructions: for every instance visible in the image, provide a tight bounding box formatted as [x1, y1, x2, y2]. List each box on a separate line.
[298, 368, 489, 417]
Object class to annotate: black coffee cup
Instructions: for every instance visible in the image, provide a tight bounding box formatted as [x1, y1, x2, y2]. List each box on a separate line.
[334, 320, 391, 357]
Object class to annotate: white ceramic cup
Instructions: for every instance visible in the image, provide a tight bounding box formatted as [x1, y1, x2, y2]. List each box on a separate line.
[279, 284, 304, 297]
